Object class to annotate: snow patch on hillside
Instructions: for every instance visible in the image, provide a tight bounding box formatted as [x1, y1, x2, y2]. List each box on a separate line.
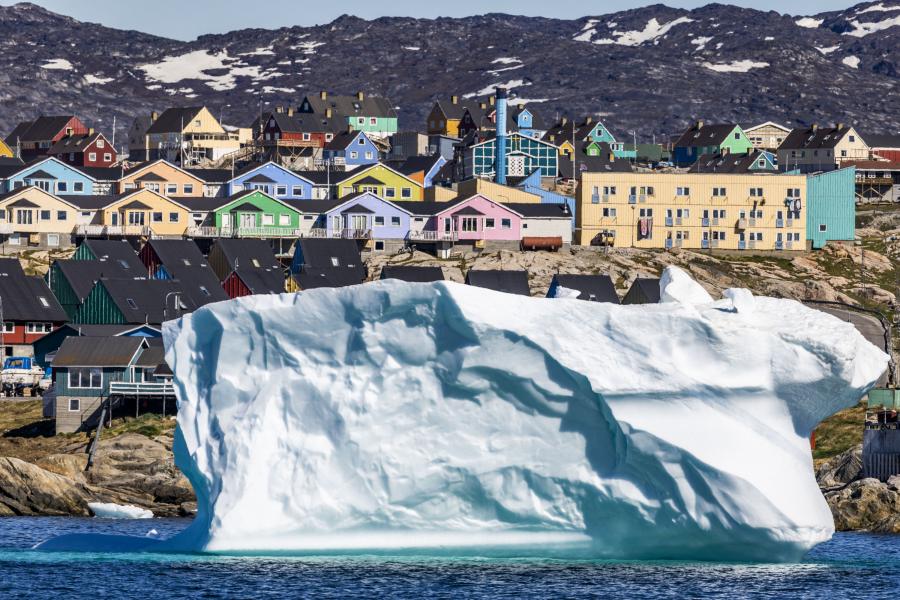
[702, 60, 770, 73]
[240, 46, 275, 56]
[492, 57, 521, 64]
[41, 58, 73, 70]
[842, 55, 861, 68]
[83, 74, 114, 85]
[795, 17, 823, 28]
[138, 50, 285, 91]
[844, 15, 900, 36]
[691, 36, 713, 50]
[464, 79, 531, 98]
[591, 17, 695, 46]
[816, 45, 840, 54]
[291, 41, 325, 54]
[857, 3, 900, 14]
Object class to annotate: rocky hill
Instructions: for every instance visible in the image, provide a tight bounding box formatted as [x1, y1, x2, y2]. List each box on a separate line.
[0, 1, 898, 145]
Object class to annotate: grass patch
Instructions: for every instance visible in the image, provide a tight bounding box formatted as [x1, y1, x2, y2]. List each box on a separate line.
[104, 414, 176, 439]
[813, 401, 865, 461]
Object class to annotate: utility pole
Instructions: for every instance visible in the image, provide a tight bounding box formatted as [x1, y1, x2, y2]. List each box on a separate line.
[111, 115, 116, 149]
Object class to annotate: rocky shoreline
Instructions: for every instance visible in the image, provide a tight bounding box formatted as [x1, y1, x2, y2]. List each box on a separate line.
[817, 445, 900, 534]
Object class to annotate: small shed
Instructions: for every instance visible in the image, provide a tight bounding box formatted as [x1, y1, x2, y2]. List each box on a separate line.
[547, 274, 619, 303]
[622, 278, 661, 305]
[465, 269, 530, 296]
[380, 265, 445, 282]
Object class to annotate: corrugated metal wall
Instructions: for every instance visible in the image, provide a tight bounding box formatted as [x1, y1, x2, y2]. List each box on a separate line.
[807, 167, 856, 249]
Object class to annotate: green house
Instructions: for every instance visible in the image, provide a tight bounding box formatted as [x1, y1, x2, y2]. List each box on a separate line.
[213, 190, 304, 235]
[673, 122, 753, 166]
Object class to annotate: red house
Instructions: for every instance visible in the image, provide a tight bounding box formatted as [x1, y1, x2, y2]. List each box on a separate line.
[868, 134, 900, 163]
[207, 239, 284, 298]
[262, 108, 342, 149]
[3, 115, 89, 161]
[0, 258, 67, 358]
[47, 131, 116, 168]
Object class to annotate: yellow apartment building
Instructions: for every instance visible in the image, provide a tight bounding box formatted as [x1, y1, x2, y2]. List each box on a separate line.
[576, 172, 808, 251]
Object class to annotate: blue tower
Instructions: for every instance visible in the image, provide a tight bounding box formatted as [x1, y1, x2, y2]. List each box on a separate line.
[495, 87, 508, 185]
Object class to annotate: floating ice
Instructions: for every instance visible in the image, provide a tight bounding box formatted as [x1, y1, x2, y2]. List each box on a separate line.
[39, 267, 887, 560]
[88, 502, 153, 520]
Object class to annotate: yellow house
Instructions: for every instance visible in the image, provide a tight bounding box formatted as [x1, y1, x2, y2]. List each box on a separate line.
[134, 106, 238, 165]
[0, 186, 79, 247]
[119, 160, 205, 197]
[101, 189, 191, 237]
[0, 137, 13, 158]
[334, 163, 424, 200]
[577, 171, 808, 251]
[777, 124, 870, 172]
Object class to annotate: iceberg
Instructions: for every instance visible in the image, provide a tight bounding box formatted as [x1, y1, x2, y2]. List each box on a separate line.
[88, 502, 154, 520]
[38, 267, 887, 561]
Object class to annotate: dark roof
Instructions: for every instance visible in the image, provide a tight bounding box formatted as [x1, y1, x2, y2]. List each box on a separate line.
[4, 121, 32, 146]
[281, 198, 346, 214]
[340, 203, 374, 215]
[134, 344, 167, 368]
[211, 238, 281, 273]
[691, 150, 774, 173]
[465, 269, 530, 296]
[295, 238, 362, 269]
[58, 194, 121, 210]
[780, 125, 854, 150]
[46, 132, 105, 155]
[231, 202, 262, 212]
[145, 107, 205, 135]
[52, 323, 160, 338]
[301, 92, 398, 120]
[673, 123, 739, 148]
[99, 278, 198, 324]
[392, 200, 460, 216]
[8, 198, 39, 208]
[121, 200, 151, 210]
[291, 170, 334, 185]
[386, 154, 444, 177]
[244, 173, 277, 183]
[170, 195, 232, 212]
[560, 149, 633, 179]
[549, 274, 619, 303]
[184, 168, 232, 183]
[79, 240, 146, 271]
[232, 266, 285, 294]
[135, 172, 167, 182]
[0, 157, 24, 168]
[863, 133, 900, 149]
[324, 131, 362, 151]
[55, 260, 106, 301]
[506, 203, 572, 218]
[623, 278, 661, 305]
[53, 336, 145, 367]
[353, 175, 384, 186]
[295, 266, 366, 289]
[454, 205, 485, 216]
[72, 165, 125, 181]
[380, 265, 444, 282]
[267, 111, 343, 135]
[27, 169, 56, 180]
[144, 239, 228, 306]
[8, 116, 77, 143]
[0, 258, 67, 321]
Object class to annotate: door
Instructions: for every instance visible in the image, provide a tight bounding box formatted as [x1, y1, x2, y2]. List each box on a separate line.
[508, 156, 525, 177]
[333, 216, 342, 235]
[443, 218, 452, 233]
[351, 215, 367, 231]
[221, 213, 231, 230]
[111, 212, 119, 226]
[240, 213, 256, 228]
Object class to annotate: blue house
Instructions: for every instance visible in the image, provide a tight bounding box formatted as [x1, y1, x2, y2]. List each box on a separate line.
[458, 132, 558, 179]
[0, 157, 96, 194]
[228, 161, 315, 200]
[323, 191, 412, 251]
[517, 169, 576, 214]
[807, 167, 856, 250]
[323, 131, 380, 169]
[508, 105, 547, 139]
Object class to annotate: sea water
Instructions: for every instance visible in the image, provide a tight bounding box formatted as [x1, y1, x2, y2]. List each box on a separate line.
[2, 518, 899, 598]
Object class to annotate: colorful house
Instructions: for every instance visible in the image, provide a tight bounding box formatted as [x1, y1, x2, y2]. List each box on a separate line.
[100, 189, 191, 236]
[0, 258, 67, 358]
[388, 155, 446, 188]
[47, 131, 116, 168]
[4, 115, 89, 161]
[333, 163, 424, 200]
[228, 161, 315, 200]
[0, 157, 97, 195]
[457, 132, 558, 180]
[74, 278, 196, 325]
[261, 109, 342, 149]
[298, 91, 398, 139]
[119, 160, 205, 197]
[134, 106, 238, 164]
[434, 194, 522, 243]
[0, 186, 81, 247]
[323, 131, 380, 169]
[426, 96, 476, 138]
[778, 125, 870, 173]
[807, 167, 856, 249]
[207, 239, 284, 298]
[138, 239, 229, 306]
[0, 138, 13, 158]
[323, 192, 412, 250]
[210, 190, 304, 237]
[672, 122, 753, 167]
[688, 150, 778, 174]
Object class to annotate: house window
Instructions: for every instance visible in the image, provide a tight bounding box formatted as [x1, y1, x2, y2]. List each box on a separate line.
[1, 322, 12, 333]
[461, 217, 478, 232]
[734, 133, 741, 140]
[750, 187, 764, 197]
[365, 152, 373, 160]
[374, 216, 385, 226]
[841, 150, 847, 157]
[712, 187, 726, 197]
[501, 218, 511, 229]
[391, 216, 400, 226]
[358, 117, 365, 124]
[169, 212, 179, 223]
[144, 183, 160, 192]
[374, 240, 384, 251]
[370, 118, 377, 125]
[104, 153, 112, 162]
[124, 183, 135, 191]
[350, 151, 358, 159]
[302, 133, 311, 141]
[330, 257, 340, 267]
[819, 224, 827, 232]
[165, 184, 177, 195]
[88, 152, 97, 162]
[262, 214, 275, 226]
[73, 182, 84, 193]
[40, 210, 51, 221]
[16, 210, 33, 225]
[485, 218, 495, 228]
[152, 212, 163, 223]
[276, 185, 287, 196]
[68, 398, 81, 412]
[358, 138, 366, 146]
[849, 135, 855, 142]
[47, 234, 59, 247]
[57, 211, 67, 220]
[183, 184, 194, 194]
[292, 186, 303, 197]
[97, 139, 105, 149]
[676, 187, 690, 196]
[26, 322, 52, 334]
[384, 188, 396, 198]
[273, 213, 287, 226]
[58, 182, 68, 193]
[199, 286, 210, 297]
[401, 188, 412, 198]
[602, 207, 617, 217]
[68, 367, 101, 389]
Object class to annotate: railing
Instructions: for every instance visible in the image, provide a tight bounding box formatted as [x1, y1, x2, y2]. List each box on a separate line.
[109, 381, 175, 396]
[701, 239, 710, 249]
[304, 228, 327, 238]
[0, 224, 15, 234]
[314, 157, 346, 168]
[408, 230, 459, 242]
[665, 217, 674, 226]
[186, 226, 220, 238]
[738, 240, 746, 250]
[776, 219, 784, 228]
[80, 225, 151, 236]
[776, 241, 784, 250]
[75, 224, 107, 236]
[334, 228, 372, 239]
[628, 195, 637, 204]
[187, 226, 307, 238]
[701, 218, 710, 227]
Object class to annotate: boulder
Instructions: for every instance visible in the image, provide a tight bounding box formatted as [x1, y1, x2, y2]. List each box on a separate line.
[825, 478, 900, 533]
[0, 457, 92, 516]
[816, 444, 863, 487]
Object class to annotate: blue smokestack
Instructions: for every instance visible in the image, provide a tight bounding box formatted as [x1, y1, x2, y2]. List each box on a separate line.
[495, 87, 508, 185]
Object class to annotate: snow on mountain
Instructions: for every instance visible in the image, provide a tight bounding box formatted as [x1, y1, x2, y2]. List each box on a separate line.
[578, 16, 695, 46]
[843, 55, 862, 68]
[843, 14, 900, 36]
[856, 2, 900, 13]
[40, 58, 73, 70]
[702, 60, 770, 73]
[796, 17, 825, 28]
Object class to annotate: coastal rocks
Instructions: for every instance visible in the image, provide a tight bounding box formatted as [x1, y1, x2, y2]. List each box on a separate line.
[817, 445, 863, 488]
[825, 478, 900, 534]
[0, 457, 92, 516]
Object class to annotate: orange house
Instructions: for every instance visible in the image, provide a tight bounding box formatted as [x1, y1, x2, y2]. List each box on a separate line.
[118, 160, 205, 197]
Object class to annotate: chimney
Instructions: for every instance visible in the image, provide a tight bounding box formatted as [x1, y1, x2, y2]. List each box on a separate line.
[518, 104, 525, 110]
[150, 111, 159, 122]
[287, 107, 294, 117]
[696, 120, 704, 129]
[585, 116, 593, 125]
[357, 91, 365, 101]
[836, 123, 845, 130]
[451, 95, 459, 104]
[489, 96, 495, 106]
[479, 102, 487, 110]
[811, 124, 819, 131]
[561, 117, 568, 126]
[495, 87, 508, 186]
[88, 128, 94, 135]
[326, 108, 333, 119]
[275, 105, 285, 114]
[320, 90, 328, 100]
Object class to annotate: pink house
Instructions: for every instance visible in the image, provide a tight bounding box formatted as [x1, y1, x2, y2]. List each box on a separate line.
[435, 194, 521, 241]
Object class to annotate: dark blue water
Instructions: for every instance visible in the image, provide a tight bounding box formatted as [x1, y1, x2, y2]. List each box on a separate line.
[1, 518, 899, 599]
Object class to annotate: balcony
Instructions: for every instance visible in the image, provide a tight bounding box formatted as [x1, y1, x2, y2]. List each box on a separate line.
[665, 239, 673, 249]
[786, 218, 794, 227]
[75, 224, 107, 236]
[109, 381, 175, 396]
[186, 226, 220, 238]
[602, 194, 610, 203]
[105, 225, 151, 236]
[235, 227, 302, 238]
[408, 230, 459, 242]
[591, 194, 600, 204]
[701, 218, 710, 227]
[638, 194, 647, 203]
[776, 219, 784, 228]
[0, 224, 15, 234]
[701, 239, 710, 249]
[665, 217, 674, 226]
[775, 241, 784, 250]
[748, 218, 758, 227]
[675, 217, 683, 226]
[303, 228, 327, 238]
[628, 195, 637, 204]
[736, 218, 748, 230]
[334, 228, 372, 240]
[711, 218, 720, 226]
[738, 240, 746, 250]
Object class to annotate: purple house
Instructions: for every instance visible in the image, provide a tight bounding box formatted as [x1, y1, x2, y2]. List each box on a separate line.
[324, 192, 412, 251]
[435, 194, 522, 241]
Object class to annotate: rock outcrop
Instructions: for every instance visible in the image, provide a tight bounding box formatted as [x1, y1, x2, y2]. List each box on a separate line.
[819, 445, 900, 533]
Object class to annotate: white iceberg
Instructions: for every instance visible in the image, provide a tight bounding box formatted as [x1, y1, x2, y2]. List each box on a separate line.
[88, 502, 153, 520]
[39, 267, 886, 560]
